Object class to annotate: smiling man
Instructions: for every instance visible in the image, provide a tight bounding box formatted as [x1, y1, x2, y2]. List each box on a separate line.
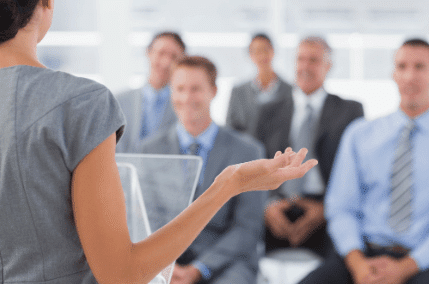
[142, 56, 266, 284]
[300, 39, 429, 284]
[255, 36, 364, 259]
[116, 32, 186, 153]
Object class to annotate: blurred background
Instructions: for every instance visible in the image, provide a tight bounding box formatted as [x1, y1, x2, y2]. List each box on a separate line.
[39, 0, 429, 123]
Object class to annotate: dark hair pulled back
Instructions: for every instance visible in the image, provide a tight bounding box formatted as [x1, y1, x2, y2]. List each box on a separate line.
[0, 0, 40, 44]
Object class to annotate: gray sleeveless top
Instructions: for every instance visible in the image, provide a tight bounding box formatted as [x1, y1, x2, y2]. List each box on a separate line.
[0, 66, 126, 283]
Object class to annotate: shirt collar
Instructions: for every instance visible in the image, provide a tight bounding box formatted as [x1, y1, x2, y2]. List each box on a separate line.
[143, 84, 170, 104]
[293, 86, 328, 113]
[176, 122, 219, 151]
[416, 109, 429, 132]
[393, 108, 429, 134]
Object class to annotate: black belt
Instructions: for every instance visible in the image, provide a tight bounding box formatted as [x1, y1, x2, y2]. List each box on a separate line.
[365, 242, 410, 259]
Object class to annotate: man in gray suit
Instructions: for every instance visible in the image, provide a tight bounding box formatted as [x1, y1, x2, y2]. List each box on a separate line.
[258, 37, 364, 258]
[142, 56, 266, 284]
[116, 32, 186, 153]
[226, 33, 293, 138]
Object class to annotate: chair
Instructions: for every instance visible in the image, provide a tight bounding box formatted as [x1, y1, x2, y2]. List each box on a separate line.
[257, 248, 322, 284]
[116, 153, 203, 284]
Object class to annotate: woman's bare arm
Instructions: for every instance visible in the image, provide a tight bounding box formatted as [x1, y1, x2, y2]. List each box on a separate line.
[72, 133, 316, 284]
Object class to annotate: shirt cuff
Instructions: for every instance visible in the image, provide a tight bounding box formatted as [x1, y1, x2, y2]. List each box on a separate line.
[410, 250, 429, 270]
[192, 260, 211, 280]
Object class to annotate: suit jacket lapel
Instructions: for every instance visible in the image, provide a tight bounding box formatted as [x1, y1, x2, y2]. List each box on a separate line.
[281, 95, 294, 150]
[160, 100, 177, 131]
[166, 126, 181, 155]
[245, 82, 261, 136]
[198, 128, 230, 197]
[315, 94, 334, 144]
[130, 89, 144, 152]
[245, 81, 258, 102]
[273, 80, 290, 102]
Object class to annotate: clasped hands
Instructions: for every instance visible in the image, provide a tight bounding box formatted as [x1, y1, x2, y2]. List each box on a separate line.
[346, 250, 419, 284]
[265, 197, 325, 246]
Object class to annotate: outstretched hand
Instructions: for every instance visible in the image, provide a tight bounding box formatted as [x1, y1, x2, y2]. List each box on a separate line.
[217, 147, 318, 196]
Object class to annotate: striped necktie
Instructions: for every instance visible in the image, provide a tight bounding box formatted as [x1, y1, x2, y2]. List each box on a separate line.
[389, 120, 416, 233]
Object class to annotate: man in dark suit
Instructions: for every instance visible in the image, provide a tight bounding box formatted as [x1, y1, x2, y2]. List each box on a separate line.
[257, 36, 364, 258]
[142, 56, 266, 284]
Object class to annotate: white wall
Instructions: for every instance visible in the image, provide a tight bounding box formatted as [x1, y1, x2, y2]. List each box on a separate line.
[38, 0, 429, 123]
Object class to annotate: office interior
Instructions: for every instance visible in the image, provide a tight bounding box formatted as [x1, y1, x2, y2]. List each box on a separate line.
[39, 0, 429, 124]
[34, 1, 429, 282]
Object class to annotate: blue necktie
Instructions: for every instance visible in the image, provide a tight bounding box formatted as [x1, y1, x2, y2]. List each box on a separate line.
[140, 92, 164, 139]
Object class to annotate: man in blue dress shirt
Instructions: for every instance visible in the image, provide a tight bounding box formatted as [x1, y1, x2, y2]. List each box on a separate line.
[300, 39, 429, 284]
[116, 32, 186, 153]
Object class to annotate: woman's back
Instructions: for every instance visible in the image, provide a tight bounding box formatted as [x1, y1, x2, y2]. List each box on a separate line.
[0, 66, 124, 283]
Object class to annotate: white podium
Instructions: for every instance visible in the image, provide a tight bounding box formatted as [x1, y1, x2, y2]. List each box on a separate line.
[116, 153, 203, 284]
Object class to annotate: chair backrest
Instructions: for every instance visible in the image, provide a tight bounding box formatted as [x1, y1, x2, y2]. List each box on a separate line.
[116, 153, 203, 284]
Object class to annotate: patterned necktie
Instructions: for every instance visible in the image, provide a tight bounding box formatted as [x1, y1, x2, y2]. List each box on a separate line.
[285, 104, 317, 197]
[389, 120, 416, 233]
[189, 142, 201, 156]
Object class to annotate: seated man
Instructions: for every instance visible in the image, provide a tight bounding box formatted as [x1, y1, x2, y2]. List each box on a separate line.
[257, 37, 364, 258]
[300, 38, 429, 284]
[142, 56, 266, 284]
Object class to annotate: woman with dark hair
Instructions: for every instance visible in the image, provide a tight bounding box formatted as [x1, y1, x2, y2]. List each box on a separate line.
[0, 1, 317, 283]
[226, 33, 293, 138]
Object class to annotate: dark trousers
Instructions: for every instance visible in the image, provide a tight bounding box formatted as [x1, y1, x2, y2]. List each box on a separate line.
[299, 250, 429, 284]
[265, 224, 334, 259]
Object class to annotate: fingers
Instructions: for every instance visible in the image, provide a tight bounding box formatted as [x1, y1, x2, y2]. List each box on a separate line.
[232, 147, 317, 194]
[290, 216, 313, 246]
[293, 158, 319, 179]
[265, 149, 318, 188]
[278, 199, 293, 208]
[302, 158, 318, 171]
[273, 147, 295, 168]
[276, 158, 318, 182]
[265, 205, 291, 239]
[269, 219, 290, 239]
[289, 148, 308, 167]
